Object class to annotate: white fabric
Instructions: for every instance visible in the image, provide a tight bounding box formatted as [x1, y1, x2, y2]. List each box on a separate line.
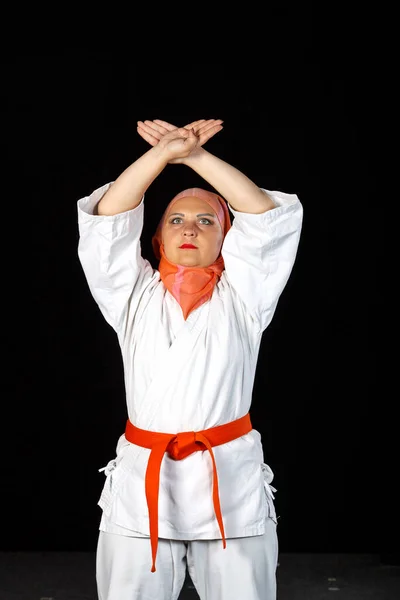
[96, 517, 278, 600]
[77, 182, 303, 541]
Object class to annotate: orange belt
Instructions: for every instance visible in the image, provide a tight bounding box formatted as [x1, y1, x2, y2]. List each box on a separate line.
[125, 412, 252, 572]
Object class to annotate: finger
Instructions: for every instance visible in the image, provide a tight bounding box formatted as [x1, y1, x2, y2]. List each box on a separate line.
[152, 119, 178, 131]
[187, 127, 200, 139]
[176, 127, 192, 137]
[140, 120, 170, 136]
[137, 130, 159, 146]
[137, 121, 162, 139]
[196, 120, 224, 135]
[137, 125, 159, 146]
[185, 119, 223, 132]
[182, 132, 200, 149]
[184, 119, 206, 130]
[198, 124, 223, 145]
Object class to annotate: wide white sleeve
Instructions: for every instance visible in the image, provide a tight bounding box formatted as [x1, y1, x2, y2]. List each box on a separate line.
[221, 188, 303, 333]
[77, 182, 156, 333]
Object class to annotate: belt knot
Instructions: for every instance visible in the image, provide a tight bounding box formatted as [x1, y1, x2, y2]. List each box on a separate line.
[168, 431, 201, 460]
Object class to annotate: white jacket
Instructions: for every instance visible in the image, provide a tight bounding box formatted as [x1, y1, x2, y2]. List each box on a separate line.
[77, 183, 303, 540]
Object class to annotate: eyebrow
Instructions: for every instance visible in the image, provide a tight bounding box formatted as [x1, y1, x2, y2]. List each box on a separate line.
[169, 212, 215, 218]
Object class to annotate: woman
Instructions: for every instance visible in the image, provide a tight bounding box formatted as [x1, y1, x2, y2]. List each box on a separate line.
[77, 118, 303, 600]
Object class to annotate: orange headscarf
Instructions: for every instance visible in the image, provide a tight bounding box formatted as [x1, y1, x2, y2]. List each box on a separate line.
[152, 188, 232, 320]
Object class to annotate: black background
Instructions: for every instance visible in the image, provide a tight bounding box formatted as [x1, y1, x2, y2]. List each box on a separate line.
[2, 9, 389, 558]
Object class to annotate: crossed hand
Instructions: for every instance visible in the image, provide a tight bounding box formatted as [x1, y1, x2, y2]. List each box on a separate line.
[136, 119, 223, 164]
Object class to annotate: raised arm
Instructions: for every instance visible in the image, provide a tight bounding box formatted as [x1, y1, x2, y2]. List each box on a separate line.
[97, 147, 169, 216]
[98, 119, 224, 216]
[137, 119, 275, 215]
[183, 149, 276, 214]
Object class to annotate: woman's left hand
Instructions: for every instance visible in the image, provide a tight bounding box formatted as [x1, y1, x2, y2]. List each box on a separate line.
[137, 118, 223, 163]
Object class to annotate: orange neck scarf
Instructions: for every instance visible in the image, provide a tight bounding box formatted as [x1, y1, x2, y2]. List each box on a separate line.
[152, 188, 232, 320]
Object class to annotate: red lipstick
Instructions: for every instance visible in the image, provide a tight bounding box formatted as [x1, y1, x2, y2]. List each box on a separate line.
[179, 244, 197, 249]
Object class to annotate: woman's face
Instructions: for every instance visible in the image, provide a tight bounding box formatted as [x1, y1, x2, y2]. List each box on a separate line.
[161, 197, 224, 267]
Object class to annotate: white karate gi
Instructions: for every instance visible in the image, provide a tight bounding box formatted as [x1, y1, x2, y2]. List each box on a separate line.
[77, 182, 303, 600]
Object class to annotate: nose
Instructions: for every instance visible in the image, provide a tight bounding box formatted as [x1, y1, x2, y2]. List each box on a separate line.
[183, 224, 196, 237]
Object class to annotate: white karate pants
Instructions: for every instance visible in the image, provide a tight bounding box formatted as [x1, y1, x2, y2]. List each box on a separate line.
[96, 517, 278, 600]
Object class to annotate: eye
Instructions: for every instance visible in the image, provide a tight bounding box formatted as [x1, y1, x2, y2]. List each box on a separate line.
[170, 217, 183, 224]
[199, 218, 213, 225]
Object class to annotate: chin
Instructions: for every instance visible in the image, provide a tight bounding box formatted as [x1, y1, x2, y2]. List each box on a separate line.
[169, 253, 201, 267]
[179, 260, 201, 267]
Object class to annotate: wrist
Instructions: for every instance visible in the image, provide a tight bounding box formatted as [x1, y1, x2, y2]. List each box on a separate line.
[150, 144, 171, 168]
[182, 147, 208, 169]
